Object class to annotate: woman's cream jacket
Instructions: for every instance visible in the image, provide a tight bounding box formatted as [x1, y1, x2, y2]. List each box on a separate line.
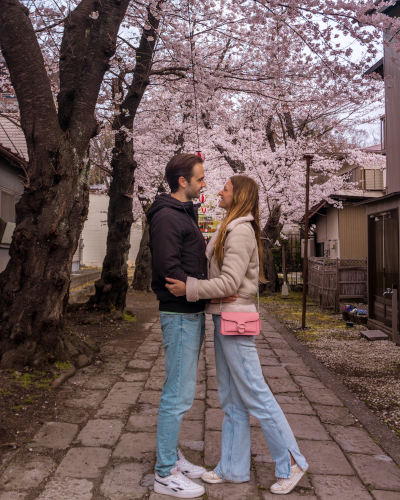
[186, 214, 259, 314]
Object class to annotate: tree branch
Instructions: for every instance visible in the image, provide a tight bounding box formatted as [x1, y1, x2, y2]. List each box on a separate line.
[34, 17, 66, 33]
[67, 0, 133, 151]
[283, 110, 296, 141]
[57, 0, 98, 131]
[150, 66, 189, 76]
[0, 0, 61, 149]
[265, 115, 276, 152]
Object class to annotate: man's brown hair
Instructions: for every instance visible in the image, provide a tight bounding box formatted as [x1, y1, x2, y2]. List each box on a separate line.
[165, 154, 203, 193]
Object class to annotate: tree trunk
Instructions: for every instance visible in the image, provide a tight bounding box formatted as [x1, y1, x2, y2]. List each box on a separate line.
[88, 150, 135, 312]
[261, 241, 279, 294]
[0, 0, 131, 368]
[89, 4, 162, 312]
[132, 222, 152, 292]
[0, 139, 94, 368]
[260, 204, 282, 294]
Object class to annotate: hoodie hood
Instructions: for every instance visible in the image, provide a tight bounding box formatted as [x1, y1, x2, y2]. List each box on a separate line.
[146, 193, 200, 223]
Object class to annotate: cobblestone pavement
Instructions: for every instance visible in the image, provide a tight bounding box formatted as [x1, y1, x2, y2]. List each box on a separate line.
[1, 313, 400, 500]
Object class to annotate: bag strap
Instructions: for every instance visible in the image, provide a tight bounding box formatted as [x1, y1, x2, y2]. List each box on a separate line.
[220, 236, 260, 314]
[256, 243, 260, 313]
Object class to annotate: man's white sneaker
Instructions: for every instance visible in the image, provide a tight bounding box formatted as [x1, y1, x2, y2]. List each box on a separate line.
[154, 466, 205, 498]
[175, 449, 206, 479]
[270, 464, 306, 495]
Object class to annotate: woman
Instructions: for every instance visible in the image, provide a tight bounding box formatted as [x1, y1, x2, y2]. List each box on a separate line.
[166, 175, 308, 495]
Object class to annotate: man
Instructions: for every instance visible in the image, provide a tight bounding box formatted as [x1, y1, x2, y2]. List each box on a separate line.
[147, 154, 233, 498]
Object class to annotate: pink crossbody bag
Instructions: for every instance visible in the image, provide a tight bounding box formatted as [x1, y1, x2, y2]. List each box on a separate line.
[219, 242, 262, 336]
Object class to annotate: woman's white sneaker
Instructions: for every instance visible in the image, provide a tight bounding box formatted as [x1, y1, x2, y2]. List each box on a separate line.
[175, 449, 206, 479]
[154, 466, 205, 498]
[201, 470, 226, 484]
[201, 470, 248, 484]
[270, 464, 306, 495]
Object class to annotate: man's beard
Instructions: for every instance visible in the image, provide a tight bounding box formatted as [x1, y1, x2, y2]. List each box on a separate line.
[186, 183, 200, 200]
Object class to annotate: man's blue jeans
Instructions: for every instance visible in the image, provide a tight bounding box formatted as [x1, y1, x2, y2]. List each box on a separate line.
[213, 315, 308, 481]
[156, 312, 205, 477]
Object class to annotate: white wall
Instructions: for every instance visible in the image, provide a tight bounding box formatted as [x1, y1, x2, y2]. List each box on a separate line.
[315, 207, 340, 258]
[82, 193, 143, 267]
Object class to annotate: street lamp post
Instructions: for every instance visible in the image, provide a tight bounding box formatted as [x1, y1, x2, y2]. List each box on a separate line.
[302, 154, 314, 329]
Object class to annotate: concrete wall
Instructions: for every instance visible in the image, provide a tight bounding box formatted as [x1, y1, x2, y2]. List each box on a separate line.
[81, 193, 143, 267]
[0, 159, 24, 197]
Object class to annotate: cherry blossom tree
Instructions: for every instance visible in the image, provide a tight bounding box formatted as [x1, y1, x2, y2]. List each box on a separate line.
[127, 3, 386, 291]
[0, 0, 392, 368]
[0, 0, 139, 368]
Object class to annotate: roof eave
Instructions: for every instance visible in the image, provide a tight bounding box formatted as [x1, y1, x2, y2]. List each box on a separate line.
[0, 143, 28, 170]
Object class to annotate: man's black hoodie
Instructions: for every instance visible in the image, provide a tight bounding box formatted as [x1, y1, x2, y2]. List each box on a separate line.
[146, 193, 208, 313]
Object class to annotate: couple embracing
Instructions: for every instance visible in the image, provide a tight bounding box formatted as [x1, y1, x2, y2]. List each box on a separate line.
[147, 154, 308, 498]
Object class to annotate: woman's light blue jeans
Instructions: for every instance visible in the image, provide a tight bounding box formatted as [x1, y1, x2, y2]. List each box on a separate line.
[156, 312, 205, 477]
[213, 315, 308, 480]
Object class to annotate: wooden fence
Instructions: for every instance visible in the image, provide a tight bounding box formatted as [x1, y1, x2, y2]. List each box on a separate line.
[308, 257, 367, 312]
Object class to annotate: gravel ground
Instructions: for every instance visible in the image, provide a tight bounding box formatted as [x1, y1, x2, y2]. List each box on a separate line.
[261, 292, 400, 437]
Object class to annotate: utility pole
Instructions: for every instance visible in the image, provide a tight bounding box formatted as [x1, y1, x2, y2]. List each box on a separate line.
[302, 154, 314, 329]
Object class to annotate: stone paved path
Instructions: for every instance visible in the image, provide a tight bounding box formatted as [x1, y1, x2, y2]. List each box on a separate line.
[1, 314, 400, 500]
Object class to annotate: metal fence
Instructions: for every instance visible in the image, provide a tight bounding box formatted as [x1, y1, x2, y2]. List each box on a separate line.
[308, 257, 367, 312]
[279, 233, 302, 286]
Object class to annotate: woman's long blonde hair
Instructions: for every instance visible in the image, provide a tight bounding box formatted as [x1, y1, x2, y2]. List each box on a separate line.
[214, 175, 264, 280]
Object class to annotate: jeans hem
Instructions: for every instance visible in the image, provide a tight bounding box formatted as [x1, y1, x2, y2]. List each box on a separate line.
[214, 466, 250, 483]
[155, 468, 175, 478]
[275, 457, 309, 479]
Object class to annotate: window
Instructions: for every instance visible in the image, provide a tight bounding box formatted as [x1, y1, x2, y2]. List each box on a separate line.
[316, 242, 324, 257]
[343, 167, 361, 188]
[364, 170, 384, 191]
[348, 167, 359, 183]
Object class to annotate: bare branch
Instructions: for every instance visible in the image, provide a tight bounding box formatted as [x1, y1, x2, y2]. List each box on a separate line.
[34, 17, 66, 33]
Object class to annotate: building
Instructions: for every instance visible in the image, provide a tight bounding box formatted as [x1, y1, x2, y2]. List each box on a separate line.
[358, 0, 400, 337]
[306, 153, 385, 260]
[81, 187, 143, 268]
[0, 114, 28, 160]
[198, 213, 218, 243]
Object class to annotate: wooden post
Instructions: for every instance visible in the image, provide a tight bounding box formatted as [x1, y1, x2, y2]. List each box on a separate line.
[335, 259, 340, 312]
[282, 243, 286, 283]
[302, 154, 313, 329]
[282, 243, 289, 297]
[393, 285, 399, 345]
